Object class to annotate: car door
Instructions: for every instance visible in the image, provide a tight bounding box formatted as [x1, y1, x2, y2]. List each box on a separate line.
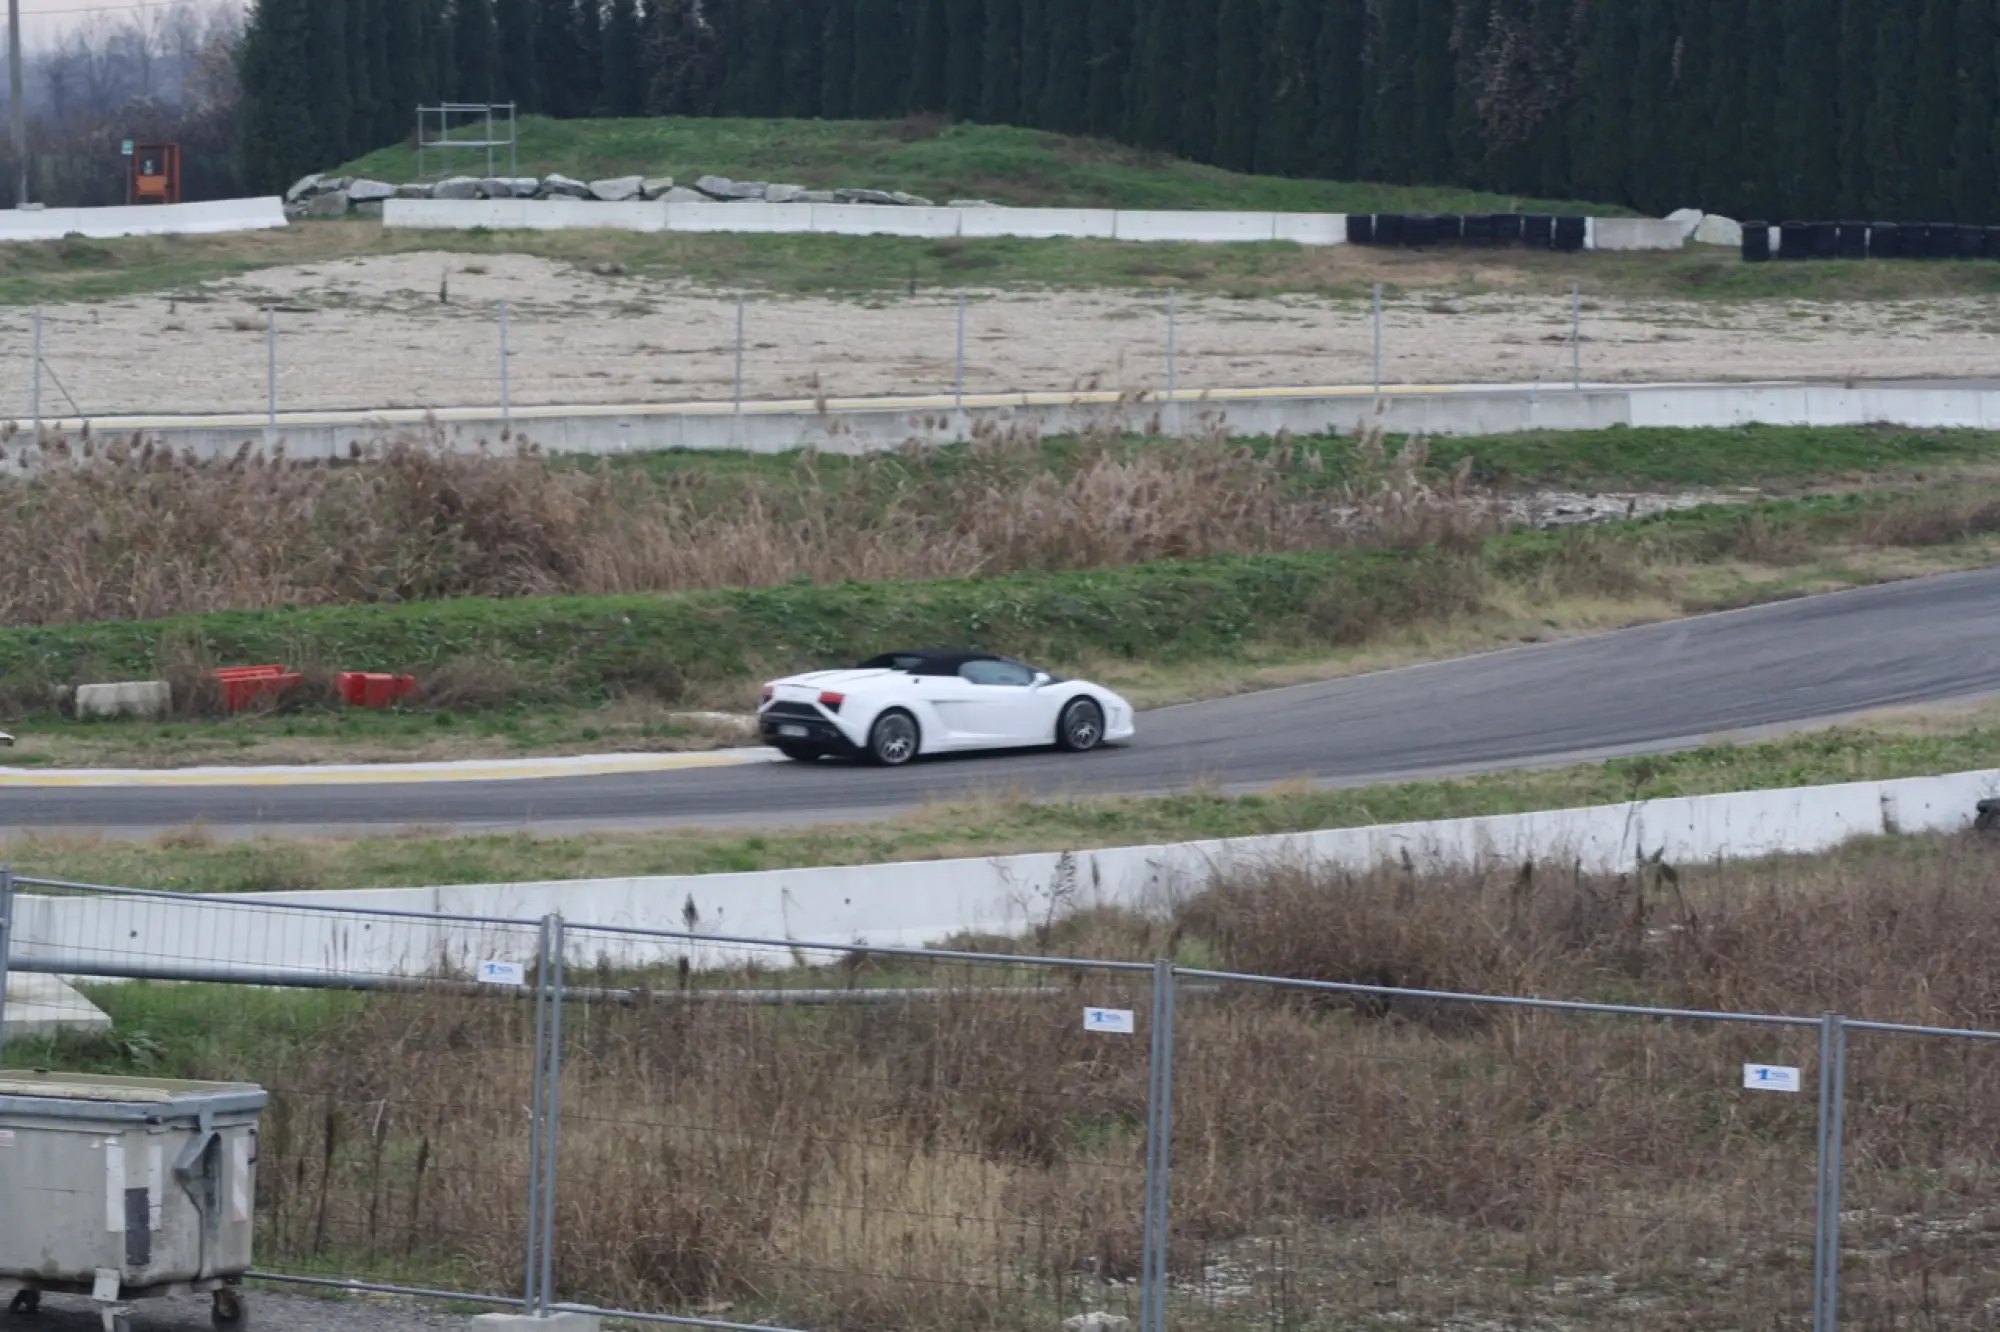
[954, 658, 1050, 746]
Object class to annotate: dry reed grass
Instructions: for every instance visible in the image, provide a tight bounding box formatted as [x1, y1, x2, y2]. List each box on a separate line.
[212, 834, 2000, 1330]
[0, 423, 1498, 626]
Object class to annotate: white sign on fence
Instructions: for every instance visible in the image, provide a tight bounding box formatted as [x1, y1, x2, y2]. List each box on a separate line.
[1742, 1064, 1802, 1094]
[476, 960, 526, 987]
[1084, 1007, 1136, 1034]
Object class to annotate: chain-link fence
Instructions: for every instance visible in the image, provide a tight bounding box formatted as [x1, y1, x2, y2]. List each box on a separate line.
[4, 867, 1998, 1331]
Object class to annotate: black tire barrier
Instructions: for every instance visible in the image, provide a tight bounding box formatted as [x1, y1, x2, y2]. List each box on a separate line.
[1523, 213, 1555, 248]
[1778, 221, 1810, 259]
[1810, 221, 1839, 260]
[1373, 212, 1405, 247]
[1346, 213, 1375, 245]
[1959, 226, 1986, 260]
[1984, 226, 2000, 260]
[1553, 215, 1587, 252]
[1405, 213, 1437, 248]
[1836, 222, 1868, 259]
[1431, 213, 1464, 245]
[1869, 222, 1900, 259]
[1461, 213, 1497, 247]
[1742, 221, 1771, 262]
[1926, 223, 1959, 260]
[1491, 212, 1524, 245]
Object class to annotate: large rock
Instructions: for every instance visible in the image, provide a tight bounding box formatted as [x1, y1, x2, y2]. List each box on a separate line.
[661, 186, 709, 203]
[394, 182, 433, 199]
[949, 198, 998, 207]
[695, 174, 769, 200]
[1693, 213, 1744, 247]
[75, 680, 171, 721]
[433, 176, 482, 200]
[542, 173, 593, 198]
[835, 187, 896, 205]
[888, 190, 934, 206]
[796, 189, 837, 204]
[763, 183, 808, 203]
[353, 200, 384, 219]
[303, 188, 350, 218]
[284, 173, 323, 204]
[347, 178, 396, 202]
[481, 177, 540, 199]
[590, 175, 645, 202]
[640, 176, 676, 200]
[1664, 207, 1704, 240]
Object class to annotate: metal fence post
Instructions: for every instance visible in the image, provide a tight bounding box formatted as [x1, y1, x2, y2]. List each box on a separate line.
[1166, 288, 1179, 436]
[499, 300, 511, 426]
[733, 294, 746, 415]
[954, 291, 966, 408]
[0, 865, 15, 1066]
[265, 306, 277, 437]
[1372, 282, 1383, 393]
[1811, 1012, 1835, 1332]
[537, 913, 566, 1316]
[1571, 281, 1582, 389]
[1139, 959, 1177, 1332]
[521, 915, 552, 1310]
[1824, 1015, 1849, 1331]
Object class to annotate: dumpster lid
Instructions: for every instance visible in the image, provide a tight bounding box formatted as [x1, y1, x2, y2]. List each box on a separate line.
[0, 1070, 264, 1106]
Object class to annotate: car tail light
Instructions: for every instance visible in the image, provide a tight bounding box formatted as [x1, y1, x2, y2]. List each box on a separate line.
[761, 685, 774, 700]
[818, 691, 845, 712]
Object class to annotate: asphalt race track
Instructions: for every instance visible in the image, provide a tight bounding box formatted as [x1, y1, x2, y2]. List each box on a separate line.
[11, 567, 2000, 838]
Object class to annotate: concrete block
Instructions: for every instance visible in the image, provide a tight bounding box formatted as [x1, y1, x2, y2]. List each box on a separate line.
[470, 1314, 599, 1331]
[1113, 210, 1278, 243]
[1589, 218, 1689, 251]
[955, 206, 1115, 240]
[74, 680, 171, 720]
[1272, 213, 1346, 246]
[666, 200, 814, 234]
[3, 973, 114, 1039]
[807, 203, 960, 237]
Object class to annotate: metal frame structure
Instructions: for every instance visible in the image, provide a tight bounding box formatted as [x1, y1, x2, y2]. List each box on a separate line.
[415, 102, 519, 183]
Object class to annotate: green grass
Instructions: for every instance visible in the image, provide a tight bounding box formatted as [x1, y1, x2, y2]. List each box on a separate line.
[595, 423, 2000, 494]
[337, 115, 1618, 216]
[8, 704, 1998, 893]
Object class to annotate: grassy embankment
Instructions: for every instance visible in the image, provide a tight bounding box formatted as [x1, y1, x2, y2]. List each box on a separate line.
[8, 837, 1999, 1329]
[4, 422, 1999, 770]
[2, 117, 1999, 302]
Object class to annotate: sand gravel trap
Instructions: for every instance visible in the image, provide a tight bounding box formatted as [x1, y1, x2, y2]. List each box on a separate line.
[1, 251, 1998, 418]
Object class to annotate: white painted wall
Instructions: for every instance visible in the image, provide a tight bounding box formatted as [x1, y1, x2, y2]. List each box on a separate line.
[12, 768, 1998, 982]
[0, 197, 287, 242]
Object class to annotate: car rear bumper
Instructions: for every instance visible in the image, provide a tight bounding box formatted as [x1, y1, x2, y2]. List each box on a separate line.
[758, 708, 861, 753]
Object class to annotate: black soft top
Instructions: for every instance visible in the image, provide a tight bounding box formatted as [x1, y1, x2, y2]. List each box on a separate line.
[859, 649, 997, 676]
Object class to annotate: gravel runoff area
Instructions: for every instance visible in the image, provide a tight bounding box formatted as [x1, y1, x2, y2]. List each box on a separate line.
[25, 1288, 476, 1330]
[1, 251, 1997, 419]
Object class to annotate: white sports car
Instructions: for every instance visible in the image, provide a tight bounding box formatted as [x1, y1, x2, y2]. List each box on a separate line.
[757, 649, 1137, 765]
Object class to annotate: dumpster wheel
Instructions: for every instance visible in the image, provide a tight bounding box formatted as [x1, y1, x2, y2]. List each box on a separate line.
[211, 1287, 248, 1330]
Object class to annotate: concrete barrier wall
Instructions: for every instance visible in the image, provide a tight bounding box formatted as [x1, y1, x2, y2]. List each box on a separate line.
[388, 197, 665, 233]
[958, 207, 1117, 240]
[0, 197, 287, 242]
[14, 768, 1999, 980]
[29, 381, 2000, 465]
[1591, 218, 1692, 251]
[1111, 210, 1278, 243]
[663, 200, 815, 233]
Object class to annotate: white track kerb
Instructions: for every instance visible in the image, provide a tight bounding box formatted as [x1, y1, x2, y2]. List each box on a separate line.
[9, 767, 1998, 981]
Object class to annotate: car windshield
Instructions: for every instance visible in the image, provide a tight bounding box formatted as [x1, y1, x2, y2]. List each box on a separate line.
[959, 659, 1037, 687]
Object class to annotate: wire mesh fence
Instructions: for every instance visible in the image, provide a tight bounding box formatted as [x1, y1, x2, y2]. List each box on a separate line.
[0, 282, 1604, 429]
[4, 868, 1999, 1331]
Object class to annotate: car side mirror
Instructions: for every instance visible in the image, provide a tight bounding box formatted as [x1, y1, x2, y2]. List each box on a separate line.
[1031, 671, 1052, 689]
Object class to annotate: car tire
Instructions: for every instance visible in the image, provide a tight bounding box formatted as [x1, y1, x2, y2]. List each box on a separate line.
[776, 742, 822, 762]
[1056, 698, 1106, 752]
[867, 710, 920, 766]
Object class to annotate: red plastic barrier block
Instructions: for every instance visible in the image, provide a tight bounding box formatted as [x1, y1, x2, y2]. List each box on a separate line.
[212, 665, 297, 711]
[339, 671, 418, 709]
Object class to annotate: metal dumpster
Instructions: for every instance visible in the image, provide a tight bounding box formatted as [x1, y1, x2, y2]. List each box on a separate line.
[0, 1071, 264, 1331]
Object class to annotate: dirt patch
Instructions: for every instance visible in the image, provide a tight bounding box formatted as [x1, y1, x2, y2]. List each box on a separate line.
[6, 250, 1998, 418]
